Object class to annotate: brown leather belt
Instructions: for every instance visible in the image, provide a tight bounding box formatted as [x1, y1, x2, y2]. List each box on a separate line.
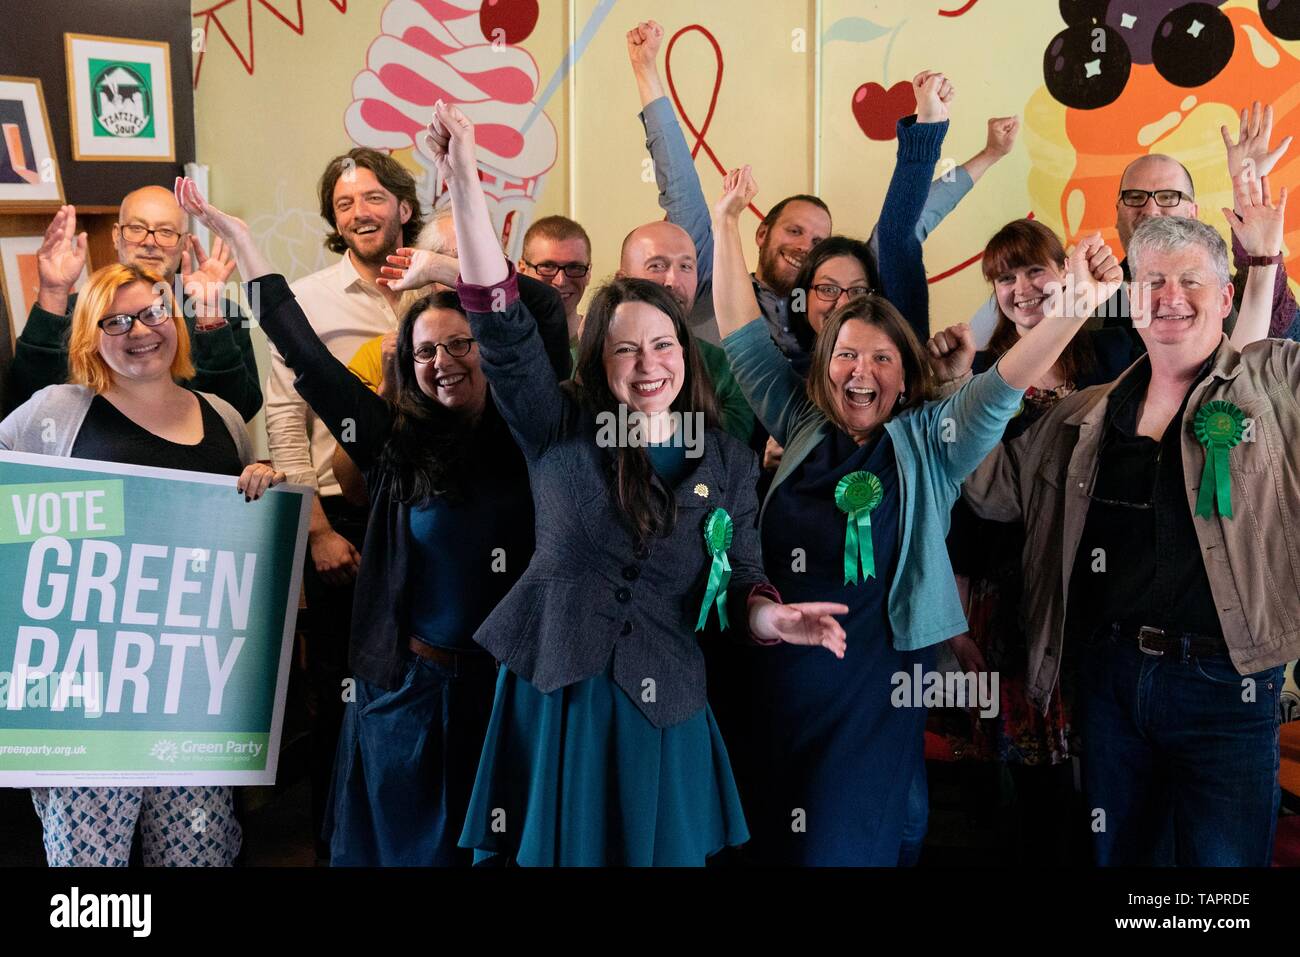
[407, 636, 493, 674]
[1112, 624, 1228, 658]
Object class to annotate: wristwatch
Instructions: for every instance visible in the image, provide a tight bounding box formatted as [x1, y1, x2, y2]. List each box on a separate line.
[1242, 253, 1284, 267]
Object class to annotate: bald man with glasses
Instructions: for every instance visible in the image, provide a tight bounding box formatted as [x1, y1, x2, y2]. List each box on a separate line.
[4, 186, 262, 419]
[1096, 102, 1299, 345]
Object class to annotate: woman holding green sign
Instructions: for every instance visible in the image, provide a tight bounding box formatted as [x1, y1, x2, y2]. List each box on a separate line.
[711, 165, 1123, 866]
[426, 99, 848, 866]
[0, 261, 283, 866]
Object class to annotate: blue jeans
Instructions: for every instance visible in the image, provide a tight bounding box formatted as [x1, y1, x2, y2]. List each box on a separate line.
[1078, 632, 1283, 866]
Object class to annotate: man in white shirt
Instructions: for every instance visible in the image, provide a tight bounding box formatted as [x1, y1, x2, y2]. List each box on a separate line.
[264, 146, 424, 860]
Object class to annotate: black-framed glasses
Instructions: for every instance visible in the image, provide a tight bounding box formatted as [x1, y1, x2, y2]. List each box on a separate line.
[812, 282, 872, 302]
[413, 337, 476, 363]
[1118, 189, 1193, 209]
[1084, 433, 1162, 510]
[97, 304, 173, 335]
[117, 222, 185, 248]
[523, 259, 591, 279]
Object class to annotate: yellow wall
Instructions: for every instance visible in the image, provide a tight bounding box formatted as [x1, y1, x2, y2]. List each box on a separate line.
[192, 0, 1300, 447]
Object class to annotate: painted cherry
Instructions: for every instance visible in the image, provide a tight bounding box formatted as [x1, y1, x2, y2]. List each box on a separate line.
[852, 81, 917, 141]
[480, 0, 540, 46]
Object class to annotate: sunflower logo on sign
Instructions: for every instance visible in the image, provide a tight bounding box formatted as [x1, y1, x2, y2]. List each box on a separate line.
[90, 60, 154, 139]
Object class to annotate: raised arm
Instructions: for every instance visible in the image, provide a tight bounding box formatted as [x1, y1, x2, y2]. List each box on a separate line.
[872, 71, 951, 340]
[431, 100, 567, 457]
[1222, 99, 1298, 340]
[629, 20, 715, 281]
[1221, 170, 1286, 350]
[713, 167, 811, 443]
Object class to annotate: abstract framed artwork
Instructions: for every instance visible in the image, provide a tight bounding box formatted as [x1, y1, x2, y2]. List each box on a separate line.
[64, 33, 175, 162]
[0, 76, 65, 208]
[0, 234, 90, 347]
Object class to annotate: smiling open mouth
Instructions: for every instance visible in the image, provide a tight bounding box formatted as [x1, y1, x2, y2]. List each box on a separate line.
[633, 379, 668, 396]
[353, 224, 381, 236]
[436, 373, 466, 388]
[1015, 295, 1047, 310]
[781, 252, 804, 271]
[845, 385, 877, 407]
[125, 342, 162, 356]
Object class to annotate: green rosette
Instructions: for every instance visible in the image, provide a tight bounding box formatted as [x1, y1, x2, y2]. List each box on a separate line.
[835, 470, 884, 585]
[695, 507, 734, 632]
[1193, 401, 1245, 519]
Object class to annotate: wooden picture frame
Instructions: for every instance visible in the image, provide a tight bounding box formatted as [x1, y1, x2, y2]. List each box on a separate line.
[0, 75, 65, 208]
[64, 33, 175, 163]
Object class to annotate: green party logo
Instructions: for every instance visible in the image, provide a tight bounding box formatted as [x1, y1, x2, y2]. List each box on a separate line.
[89, 59, 155, 139]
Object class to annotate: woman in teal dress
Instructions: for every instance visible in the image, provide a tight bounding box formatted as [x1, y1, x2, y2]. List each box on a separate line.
[428, 100, 851, 866]
[710, 164, 1124, 864]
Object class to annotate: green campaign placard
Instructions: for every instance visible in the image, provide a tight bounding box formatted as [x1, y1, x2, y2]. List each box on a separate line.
[0, 452, 310, 786]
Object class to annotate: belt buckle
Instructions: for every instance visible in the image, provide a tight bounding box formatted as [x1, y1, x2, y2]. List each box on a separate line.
[1137, 626, 1165, 657]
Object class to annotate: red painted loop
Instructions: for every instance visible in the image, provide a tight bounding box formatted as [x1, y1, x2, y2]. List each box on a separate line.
[938, 0, 980, 18]
[665, 24, 764, 220]
[928, 210, 1034, 284]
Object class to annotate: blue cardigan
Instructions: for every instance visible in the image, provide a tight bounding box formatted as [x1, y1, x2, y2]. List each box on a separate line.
[723, 318, 1025, 650]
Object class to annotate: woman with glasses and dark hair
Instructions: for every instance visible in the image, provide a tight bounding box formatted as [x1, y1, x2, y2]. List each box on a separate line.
[424, 100, 849, 866]
[0, 262, 283, 866]
[711, 163, 1124, 865]
[175, 176, 566, 866]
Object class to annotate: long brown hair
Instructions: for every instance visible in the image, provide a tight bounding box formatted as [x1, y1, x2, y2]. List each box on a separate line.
[806, 294, 936, 426]
[982, 219, 1096, 383]
[576, 278, 720, 543]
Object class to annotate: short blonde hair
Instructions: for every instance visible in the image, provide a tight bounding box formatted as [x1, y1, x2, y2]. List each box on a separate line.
[68, 263, 194, 394]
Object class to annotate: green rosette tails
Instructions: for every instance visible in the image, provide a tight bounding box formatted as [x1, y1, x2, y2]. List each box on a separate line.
[1193, 401, 1245, 519]
[695, 507, 734, 631]
[835, 470, 883, 585]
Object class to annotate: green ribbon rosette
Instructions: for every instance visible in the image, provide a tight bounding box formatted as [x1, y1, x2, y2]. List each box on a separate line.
[1193, 401, 1246, 519]
[835, 470, 883, 585]
[694, 508, 734, 632]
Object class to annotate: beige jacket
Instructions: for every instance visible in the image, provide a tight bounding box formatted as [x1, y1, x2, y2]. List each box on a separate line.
[964, 336, 1300, 711]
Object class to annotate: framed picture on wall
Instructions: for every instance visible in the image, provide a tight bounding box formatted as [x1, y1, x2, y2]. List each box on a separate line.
[64, 33, 174, 162]
[0, 235, 90, 346]
[0, 76, 65, 208]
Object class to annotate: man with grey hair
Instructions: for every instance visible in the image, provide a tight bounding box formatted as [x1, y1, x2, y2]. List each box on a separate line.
[963, 172, 1299, 865]
[1095, 101, 1299, 342]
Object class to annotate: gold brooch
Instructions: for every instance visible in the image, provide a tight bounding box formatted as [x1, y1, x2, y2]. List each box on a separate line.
[694, 483, 709, 498]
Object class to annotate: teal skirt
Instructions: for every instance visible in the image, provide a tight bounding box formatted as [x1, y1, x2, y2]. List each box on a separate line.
[458, 665, 749, 866]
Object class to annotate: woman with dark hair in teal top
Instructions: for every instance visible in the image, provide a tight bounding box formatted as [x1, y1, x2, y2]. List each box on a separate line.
[426, 100, 853, 866]
[711, 162, 1124, 865]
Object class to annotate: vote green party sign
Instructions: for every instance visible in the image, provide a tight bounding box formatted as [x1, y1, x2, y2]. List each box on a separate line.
[0, 452, 311, 786]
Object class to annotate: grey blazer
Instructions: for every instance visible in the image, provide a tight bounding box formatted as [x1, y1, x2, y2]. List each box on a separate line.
[462, 270, 768, 728]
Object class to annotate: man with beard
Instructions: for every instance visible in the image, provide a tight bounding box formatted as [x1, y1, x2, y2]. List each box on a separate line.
[265, 147, 424, 862]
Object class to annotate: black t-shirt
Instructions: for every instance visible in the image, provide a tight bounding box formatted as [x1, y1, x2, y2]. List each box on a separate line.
[70, 393, 242, 476]
[1066, 361, 1222, 639]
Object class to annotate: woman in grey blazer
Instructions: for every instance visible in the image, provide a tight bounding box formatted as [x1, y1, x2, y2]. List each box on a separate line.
[428, 100, 849, 865]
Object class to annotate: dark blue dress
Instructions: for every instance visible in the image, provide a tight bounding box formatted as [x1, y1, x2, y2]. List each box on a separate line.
[741, 427, 933, 865]
[457, 442, 750, 866]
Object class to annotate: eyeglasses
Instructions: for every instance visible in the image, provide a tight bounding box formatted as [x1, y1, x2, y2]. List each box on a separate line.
[97, 304, 173, 335]
[1117, 189, 1193, 209]
[812, 282, 872, 303]
[413, 337, 476, 363]
[117, 223, 185, 248]
[523, 259, 591, 279]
